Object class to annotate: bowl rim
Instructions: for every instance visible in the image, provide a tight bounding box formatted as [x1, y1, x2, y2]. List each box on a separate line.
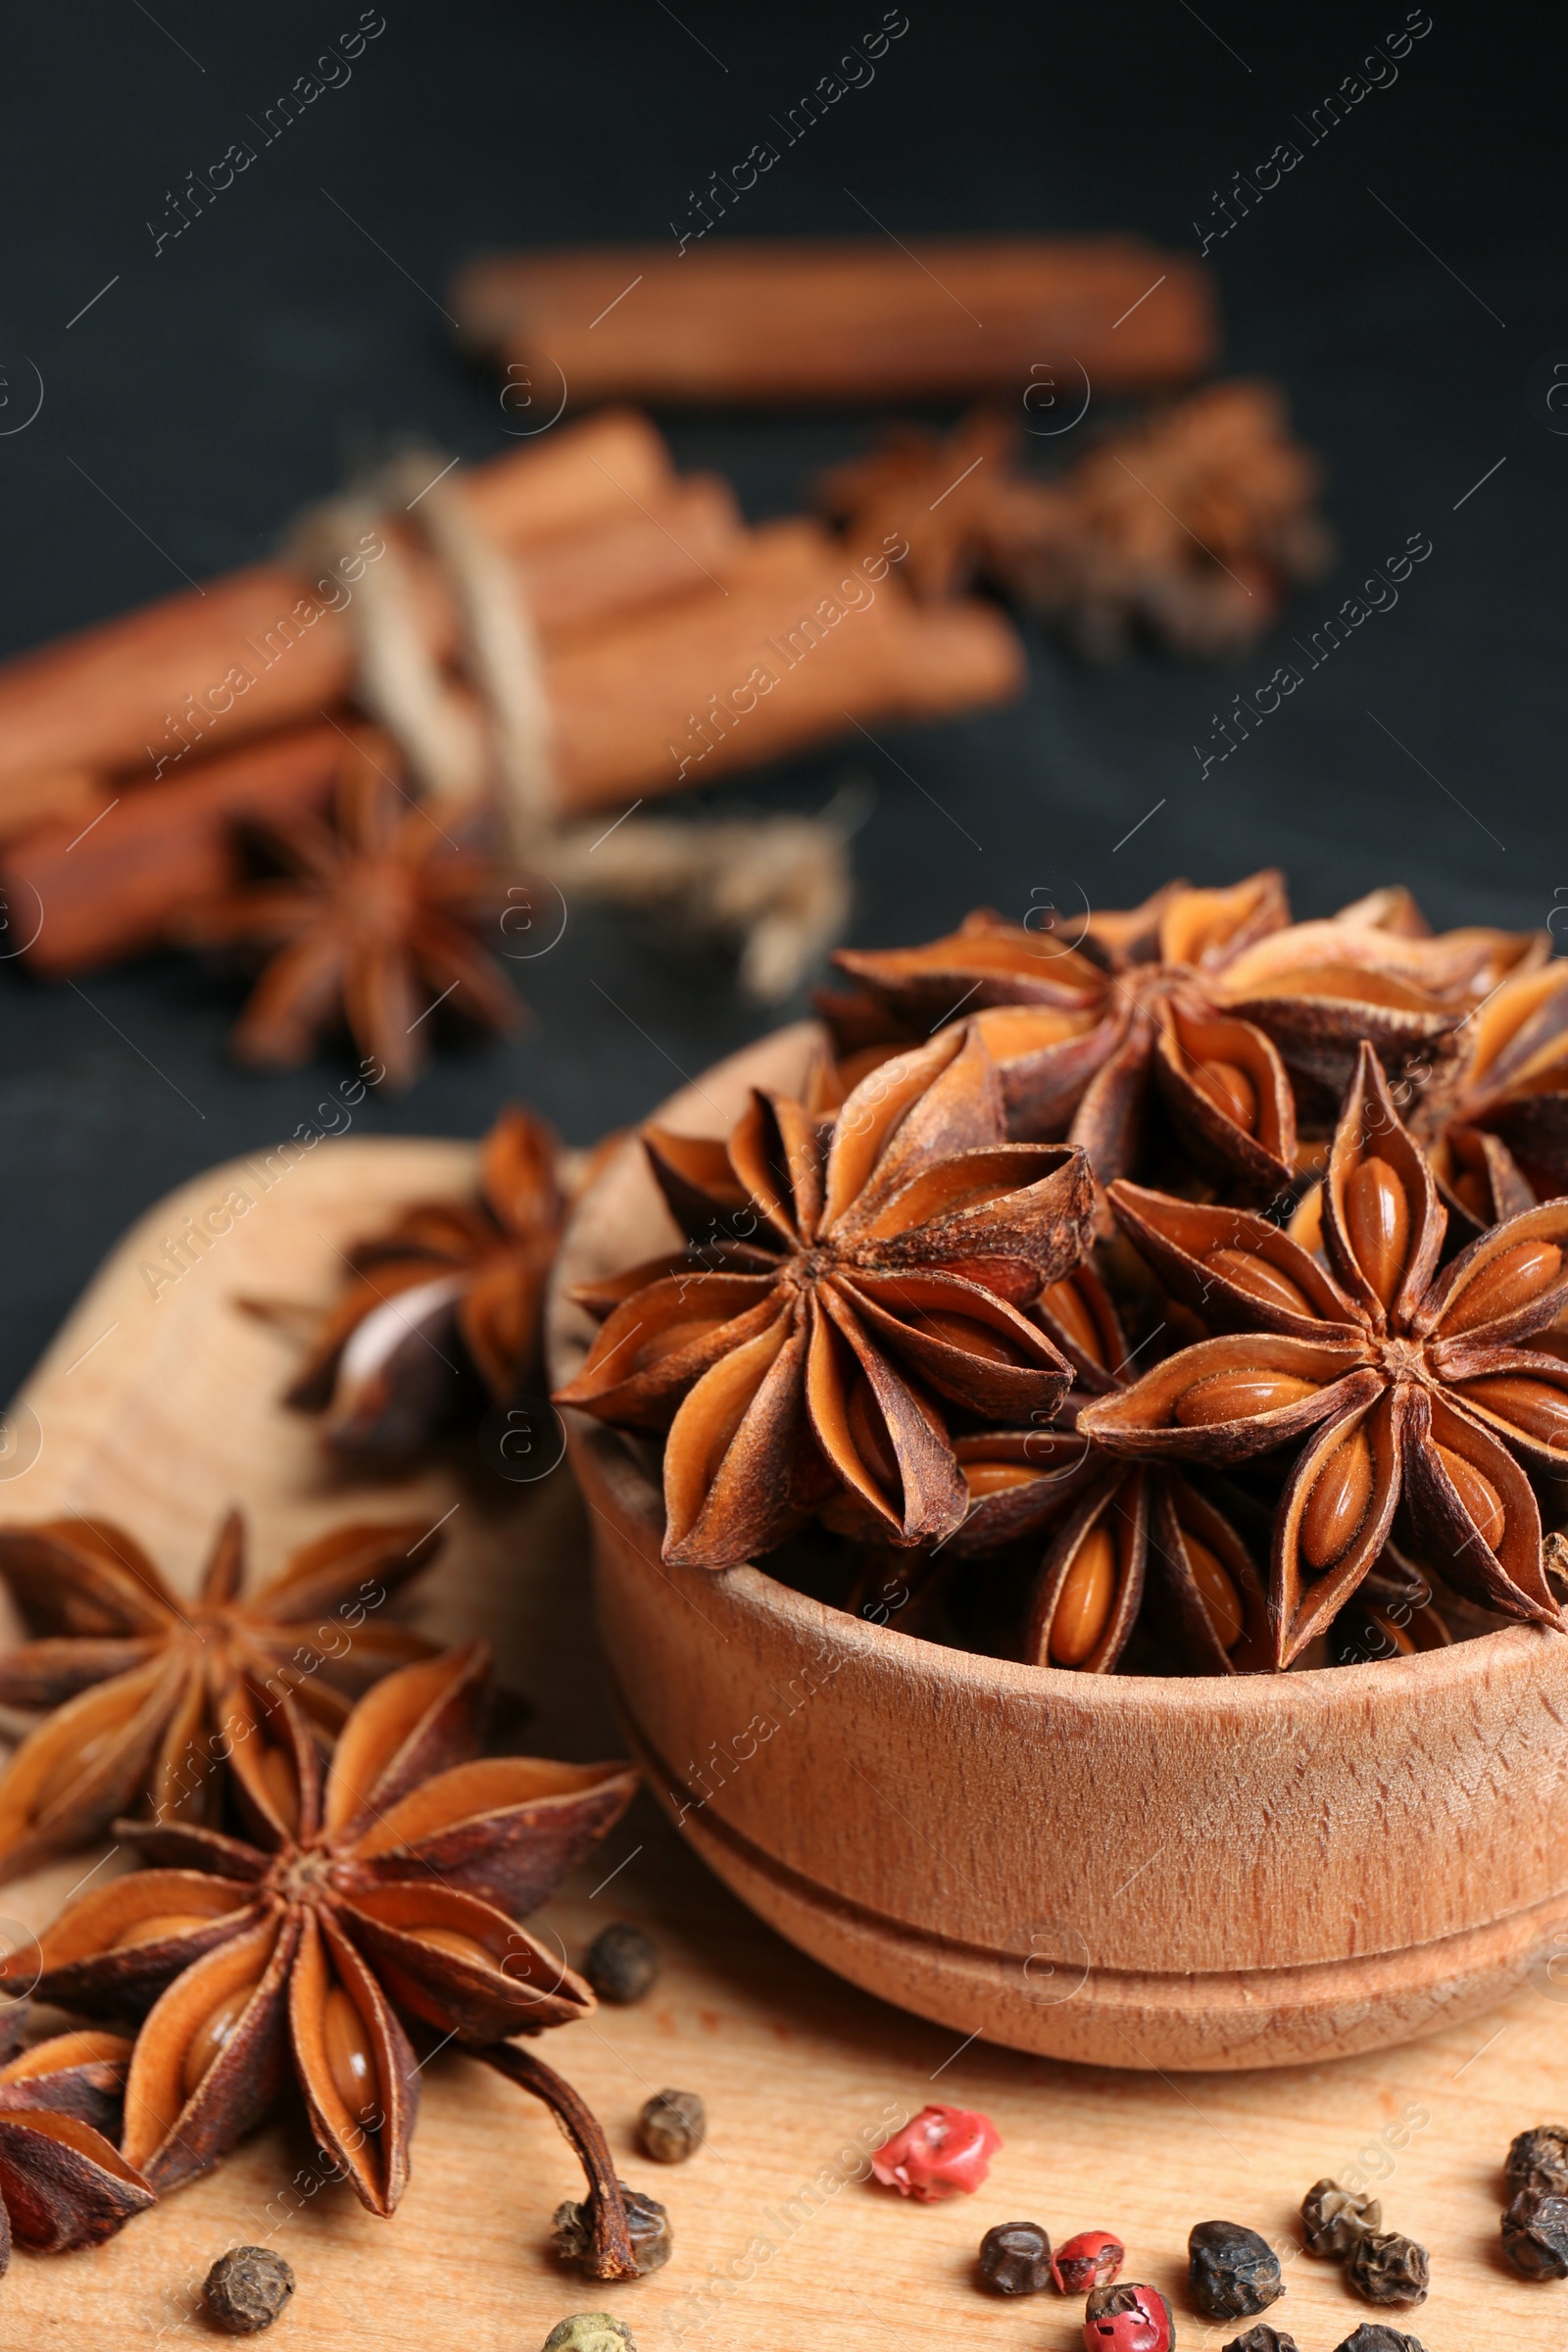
[549, 1016, 1556, 1717]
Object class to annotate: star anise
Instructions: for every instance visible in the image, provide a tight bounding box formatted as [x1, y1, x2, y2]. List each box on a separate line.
[556, 1026, 1093, 1569]
[0, 1510, 441, 1881]
[1414, 956, 1568, 1232]
[817, 384, 1333, 659]
[1077, 1042, 1568, 1663]
[946, 1259, 1274, 1674]
[178, 735, 521, 1089]
[0, 2012, 154, 2265]
[270, 1105, 567, 1455]
[0, 1648, 639, 2240]
[826, 873, 1302, 1198]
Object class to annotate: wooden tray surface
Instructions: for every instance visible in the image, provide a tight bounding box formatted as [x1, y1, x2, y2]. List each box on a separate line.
[0, 1136, 1559, 2349]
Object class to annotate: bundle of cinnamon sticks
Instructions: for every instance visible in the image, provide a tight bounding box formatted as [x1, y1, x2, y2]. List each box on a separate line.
[0, 409, 1021, 979]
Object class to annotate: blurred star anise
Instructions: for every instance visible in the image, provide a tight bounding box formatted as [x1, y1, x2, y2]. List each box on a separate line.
[273, 1105, 567, 1456]
[179, 736, 521, 1089]
[556, 1026, 1092, 1568]
[1415, 955, 1568, 1230]
[826, 872, 1302, 1196]
[1079, 1042, 1568, 1662]
[0, 1510, 441, 1882]
[0, 2013, 154, 2265]
[0, 1648, 638, 2238]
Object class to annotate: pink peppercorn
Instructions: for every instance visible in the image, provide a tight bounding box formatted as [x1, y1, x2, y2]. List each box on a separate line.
[1083, 2281, 1174, 2352]
[1054, 2229, 1126, 2294]
[869, 2104, 1001, 2201]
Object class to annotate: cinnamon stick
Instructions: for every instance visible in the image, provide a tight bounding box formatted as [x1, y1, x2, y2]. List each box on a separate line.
[451, 237, 1216, 406]
[0, 408, 702, 809]
[3, 531, 1020, 975]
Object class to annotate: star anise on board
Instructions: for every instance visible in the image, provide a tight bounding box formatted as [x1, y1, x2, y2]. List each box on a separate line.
[0, 1510, 441, 1882]
[0, 1649, 639, 2249]
[178, 736, 521, 1089]
[817, 383, 1333, 659]
[0, 2009, 154, 2265]
[1077, 1042, 1568, 1663]
[556, 1026, 1093, 1569]
[265, 1105, 568, 1456]
[944, 1258, 1276, 1675]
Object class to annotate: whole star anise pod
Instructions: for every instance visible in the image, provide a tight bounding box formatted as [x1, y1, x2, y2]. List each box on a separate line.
[556, 1026, 1092, 1569]
[947, 1259, 1274, 1674]
[273, 1104, 566, 1455]
[816, 408, 1025, 601]
[0, 1648, 638, 2235]
[827, 873, 1302, 1197]
[1078, 1042, 1568, 1663]
[179, 736, 520, 1089]
[0, 2011, 154, 2265]
[0, 1509, 441, 1882]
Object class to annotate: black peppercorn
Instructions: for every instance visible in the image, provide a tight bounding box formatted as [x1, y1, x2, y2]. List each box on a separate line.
[1507, 2125, 1568, 2197]
[639, 2088, 706, 2165]
[584, 1923, 660, 2005]
[1502, 2184, 1568, 2279]
[542, 2320, 637, 2352]
[553, 2183, 672, 2275]
[202, 2246, 296, 2335]
[1329, 2329, 1427, 2352]
[1223, 2330, 1299, 2352]
[977, 2220, 1053, 2295]
[1344, 2229, 1429, 2307]
[1300, 2177, 1382, 2258]
[1188, 2221, 1284, 2321]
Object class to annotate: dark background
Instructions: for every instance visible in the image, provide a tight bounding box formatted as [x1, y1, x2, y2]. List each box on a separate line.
[1, 0, 1563, 1396]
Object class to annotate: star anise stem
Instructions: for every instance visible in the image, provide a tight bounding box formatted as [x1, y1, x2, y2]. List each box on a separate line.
[475, 2039, 638, 2279]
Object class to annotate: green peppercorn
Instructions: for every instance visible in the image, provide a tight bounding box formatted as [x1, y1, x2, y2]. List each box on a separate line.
[639, 2088, 706, 2164]
[1223, 2330, 1299, 2352]
[584, 1923, 660, 2005]
[542, 2319, 637, 2352]
[202, 2246, 296, 2335]
[1502, 2185, 1568, 2278]
[1507, 2126, 1568, 2197]
[1189, 2221, 1283, 2321]
[1344, 2230, 1429, 2308]
[978, 2220, 1053, 2294]
[553, 2183, 672, 2275]
[1301, 2177, 1382, 2258]
[1330, 2329, 1427, 2352]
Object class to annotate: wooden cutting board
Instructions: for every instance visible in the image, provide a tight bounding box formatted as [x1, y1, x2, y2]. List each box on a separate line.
[0, 1135, 1559, 2348]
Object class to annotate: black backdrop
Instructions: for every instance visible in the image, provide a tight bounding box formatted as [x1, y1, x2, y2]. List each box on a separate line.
[1, 0, 1564, 1396]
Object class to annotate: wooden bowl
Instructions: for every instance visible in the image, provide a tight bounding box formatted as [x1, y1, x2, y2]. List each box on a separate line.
[547, 1021, 1568, 2071]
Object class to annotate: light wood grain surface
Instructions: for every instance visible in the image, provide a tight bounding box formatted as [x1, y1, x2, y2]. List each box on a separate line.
[0, 1135, 1561, 2348]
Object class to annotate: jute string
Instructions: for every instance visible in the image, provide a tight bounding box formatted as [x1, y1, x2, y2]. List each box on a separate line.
[288, 447, 853, 1001]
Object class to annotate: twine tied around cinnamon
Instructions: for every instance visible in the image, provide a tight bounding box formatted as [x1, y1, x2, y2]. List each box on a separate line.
[287, 447, 856, 1000]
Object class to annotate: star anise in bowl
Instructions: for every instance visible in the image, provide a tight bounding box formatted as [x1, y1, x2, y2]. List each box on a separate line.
[178, 734, 521, 1089]
[0, 1647, 639, 2245]
[556, 1024, 1093, 1568]
[1078, 1042, 1568, 1662]
[0, 1508, 441, 1882]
